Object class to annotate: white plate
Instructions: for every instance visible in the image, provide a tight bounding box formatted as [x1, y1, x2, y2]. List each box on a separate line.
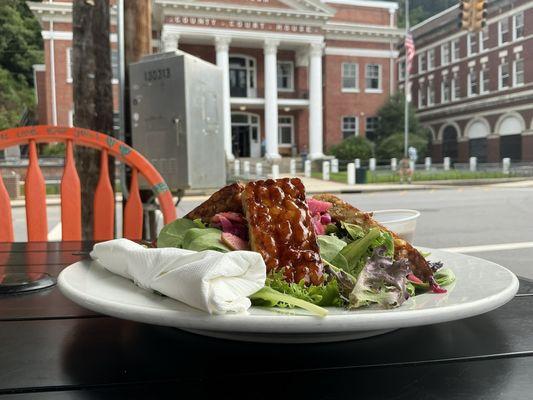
[58, 249, 518, 343]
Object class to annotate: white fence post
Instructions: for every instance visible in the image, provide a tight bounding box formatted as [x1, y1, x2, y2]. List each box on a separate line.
[289, 158, 296, 175]
[255, 162, 262, 176]
[243, 160, 250, 176]
[502, 158, 511, 175]
[271, 164, 279, 179]
[369, 158, 376, 171]
[469, 156, 477, 172]
[354, 158, 361, 169]
[391, 158, 397, 171]
[347, 163, 355, 185]
[304, 160, 312, 177]
[331, 158, 339, 173]
[443, 157, 450, 171]
[425, 157, 431, 171]
[234, 159, 240, 176]
[322, 161, 330, 181]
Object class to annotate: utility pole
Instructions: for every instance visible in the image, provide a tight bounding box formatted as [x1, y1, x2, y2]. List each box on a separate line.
[72, 0, 114, 239]
[403, 0, 410, 158]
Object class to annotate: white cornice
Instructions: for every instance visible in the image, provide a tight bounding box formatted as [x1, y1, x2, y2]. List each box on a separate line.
[325, 47, 398, 58]
[324, 0, 398, 10]
[323, 22, 403, 39]
[41, 30, 118, 42]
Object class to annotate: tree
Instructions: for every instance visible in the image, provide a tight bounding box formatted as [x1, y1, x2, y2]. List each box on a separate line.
[374, 92, 423, 144]
[376, 133, 428, 161]
[0, 0, 43, 130]
[328, 136, 374, 160]
[72, 0, 114, 239]
[396, 0, 458, 28]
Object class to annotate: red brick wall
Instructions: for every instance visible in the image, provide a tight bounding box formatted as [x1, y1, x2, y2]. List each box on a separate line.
[522, 135, 533, 161]
[457, 140, 469, 163]
[432, 143, 443, 162]
[487, 137, 500, 162]
[34, 69, 48, 125]
[331, 5, 391, 26]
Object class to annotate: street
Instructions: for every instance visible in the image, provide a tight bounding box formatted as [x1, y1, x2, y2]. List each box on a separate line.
[11, 185, 533, 278]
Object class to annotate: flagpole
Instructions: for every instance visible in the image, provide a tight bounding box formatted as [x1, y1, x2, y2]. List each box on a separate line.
[404, 0, 410, 158]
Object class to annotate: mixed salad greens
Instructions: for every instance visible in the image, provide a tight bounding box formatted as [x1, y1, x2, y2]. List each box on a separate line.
[157, 211, 455, 316]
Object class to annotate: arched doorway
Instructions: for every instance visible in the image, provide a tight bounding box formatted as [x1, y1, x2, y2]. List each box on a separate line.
[498, 114, 524, 161]
[229, 55, 256, 98]
[231, 112, 260, 158]
[466, 119, 490, 163]
[441, 125, 459, 163]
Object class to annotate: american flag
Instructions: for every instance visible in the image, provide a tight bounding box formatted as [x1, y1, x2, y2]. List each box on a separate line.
[404, 32, 415, 102]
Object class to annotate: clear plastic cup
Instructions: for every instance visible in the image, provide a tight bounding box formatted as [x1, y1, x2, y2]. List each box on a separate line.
[371, 209, 421, 243]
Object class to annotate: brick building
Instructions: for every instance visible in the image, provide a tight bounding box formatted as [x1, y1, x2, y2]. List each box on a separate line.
[28, 0, 402, 160]
[398, 0, 533, 163]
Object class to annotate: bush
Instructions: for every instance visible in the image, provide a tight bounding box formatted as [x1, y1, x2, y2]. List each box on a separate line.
[328, 136, 374, 160]
[376, 133, 428, 161]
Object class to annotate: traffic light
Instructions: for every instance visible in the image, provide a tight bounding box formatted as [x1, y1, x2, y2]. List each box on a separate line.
[458, 0, 487, 32]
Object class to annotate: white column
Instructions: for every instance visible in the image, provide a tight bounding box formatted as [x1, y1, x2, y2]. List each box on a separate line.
[163, 32, 179, 52]
[264, 39, 281, 160]
[215, 36, 234, 161]
[308, 42, 325, 160]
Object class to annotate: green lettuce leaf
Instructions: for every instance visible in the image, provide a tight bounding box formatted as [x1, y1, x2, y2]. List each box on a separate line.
[333, 228, 381, 277]
[340, 221, 365, 241]
[317, 235, 347, 263]
[157, 218, 197, 248]
[250, 287, 328, 317]
[181, 228, 230, 252]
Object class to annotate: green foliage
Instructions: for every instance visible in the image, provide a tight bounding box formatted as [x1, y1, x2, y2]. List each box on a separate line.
[328, 136, 374, 160]
[375, 92, 423, 143]
[396, 0, 458, 28]
[0, 1, 43, 129]
[376, 133, 428, 161]
[40, 143, 66, 157]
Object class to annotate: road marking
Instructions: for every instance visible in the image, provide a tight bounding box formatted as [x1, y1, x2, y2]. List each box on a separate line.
[440, 242, 533, 253]
[48, 222, 62, 241]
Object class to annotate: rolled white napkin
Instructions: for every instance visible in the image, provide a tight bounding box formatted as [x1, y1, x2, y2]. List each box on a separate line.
[90, 238, 266, 314]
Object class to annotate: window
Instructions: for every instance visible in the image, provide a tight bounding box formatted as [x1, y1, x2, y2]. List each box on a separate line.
[452, 39, 460, 61]
[365, 64, 381, 91]
[341, 62, 359, 91]
[278, 116, 294, 145]
[480, 26, 489, 51]
[418, 53, 426, 72]
[499, 18, 509, 45]
[452, 73, 460, 100]
[111, 49, 119, 81]
[441, 77, 450, 103]
[399, 61, 406, 81]
[427, 80, 435, 106]
[66, 47, 73, 82]
[277, 61, 294, 91]
[68, 109, 74, 127]
[480, 64, 490, 93]
[441, 43, 450, 65]
[418, 83, 426, 108]
[499, 58, 509, 89]
[513, 12, 524, 40]
[342, 116, 358, 138]
[467, 68, 477, 96]
[427, 49, 435, 70]
[513, 57, 524, 86]
[365, 117, 378, 141]
[468, 32, 477, 56]
[229, 56, 256, 97]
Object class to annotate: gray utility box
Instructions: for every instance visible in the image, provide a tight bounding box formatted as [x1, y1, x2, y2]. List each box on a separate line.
[129, 51, 226, 190]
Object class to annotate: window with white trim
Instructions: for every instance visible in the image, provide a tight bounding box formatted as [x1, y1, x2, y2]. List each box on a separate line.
[341, 62, 359, 91]
[452, 39, 460, 61]
[365, 117, 378, 141]
[441, 77, 450, 103]
[468, 32, 477, 56]
[480, 26, 489, 51]
[68, 109, 74, 127]
[418, 53, 426, 72]
[427, 80, 435, 106]
[513, 56, 524, 87]
[427, 49, 435, 70]
[342, 116, 358, 138]
[277, 61, 294, 91]
[418, 83, 426, 108]
[467, 68, 477, 97]
[441, 43, 450, 65]
[278, 116, 294, 145]
[513, 12, 524, 40]
[480, 64, 489, 94]
[365, 64, 381, 91]
[499, 18, 509, 45]
[66, 47, 73, 82]
[399, 61, 406, 81]
[111, 49, 119, 82]
[498, 58, 510, 89]
[451, 73, 460, 100]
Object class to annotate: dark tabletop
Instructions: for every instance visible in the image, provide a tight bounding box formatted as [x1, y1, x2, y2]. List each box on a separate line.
[0, 242, 532, 399]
